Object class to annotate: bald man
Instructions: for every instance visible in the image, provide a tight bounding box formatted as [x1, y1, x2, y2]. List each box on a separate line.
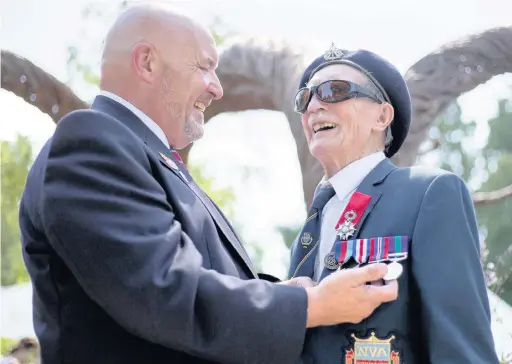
[19, 5, 397, 364]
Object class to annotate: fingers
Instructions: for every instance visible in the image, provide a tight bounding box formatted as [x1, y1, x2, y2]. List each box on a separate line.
[367, 279, 398, 303]
[370, 279, 384, 287]
[292, 277, 315, 288]
[280, 276, 315, 288]
[348, 263, 389, 285]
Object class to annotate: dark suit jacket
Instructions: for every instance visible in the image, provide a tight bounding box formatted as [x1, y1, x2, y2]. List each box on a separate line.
[19, 95, 308, 364]
[288, 159, 499, 364]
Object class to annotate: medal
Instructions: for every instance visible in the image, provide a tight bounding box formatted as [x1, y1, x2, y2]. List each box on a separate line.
[334, 192, 372, 242]
[336, 210, 357, 240]
[383, 261, 403, 281]
[324, 252, 339, 270]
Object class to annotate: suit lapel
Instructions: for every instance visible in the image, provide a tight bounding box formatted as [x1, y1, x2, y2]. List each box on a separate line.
[318, 159, 396, 281]
[91, 96, 258, 278]
[157, 149, 258, 279]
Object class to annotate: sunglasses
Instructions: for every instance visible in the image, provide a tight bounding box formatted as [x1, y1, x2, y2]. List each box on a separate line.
[294, 80, 384, 114]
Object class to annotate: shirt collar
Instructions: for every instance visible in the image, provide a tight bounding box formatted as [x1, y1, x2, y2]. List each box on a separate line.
[99, 90, 170, 149]
[327, 151, 386, 201]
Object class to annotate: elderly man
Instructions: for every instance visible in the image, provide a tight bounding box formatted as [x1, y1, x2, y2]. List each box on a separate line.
[18, 6, 399, 364]
[288, 45, 499, 363]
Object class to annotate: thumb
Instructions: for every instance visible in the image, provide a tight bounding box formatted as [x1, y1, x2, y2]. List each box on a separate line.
[349, 263, 388, 285]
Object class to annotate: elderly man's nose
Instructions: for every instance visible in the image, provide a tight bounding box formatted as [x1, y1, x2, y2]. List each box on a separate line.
[307, 94, 324, 112]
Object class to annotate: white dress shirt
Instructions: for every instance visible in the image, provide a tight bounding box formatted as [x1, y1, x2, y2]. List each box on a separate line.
[313, 151, 386, 281]
[99, 90, 170, 149]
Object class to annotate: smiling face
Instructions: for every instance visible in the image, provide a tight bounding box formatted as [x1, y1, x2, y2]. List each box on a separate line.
[114, 7, 224, 150]
[152, 26, 223, 149]
[301, 64, 394, 175]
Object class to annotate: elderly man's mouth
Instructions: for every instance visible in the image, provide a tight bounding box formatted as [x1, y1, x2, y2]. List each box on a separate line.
[313, 122, 338, 134]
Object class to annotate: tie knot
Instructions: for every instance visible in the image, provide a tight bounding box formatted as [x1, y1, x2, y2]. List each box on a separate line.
[311, 183, 335, 210]
[171, 150, 183, 163]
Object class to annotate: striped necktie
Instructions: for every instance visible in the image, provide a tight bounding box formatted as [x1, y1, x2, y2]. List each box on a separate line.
[288, 183, 336, 279]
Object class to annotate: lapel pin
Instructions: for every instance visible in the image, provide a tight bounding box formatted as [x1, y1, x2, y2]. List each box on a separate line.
[159, 152, 179, 171]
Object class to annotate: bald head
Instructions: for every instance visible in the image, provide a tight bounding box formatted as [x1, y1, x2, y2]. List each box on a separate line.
[99, 4, 223, 150]
[102, 5, 206, 73]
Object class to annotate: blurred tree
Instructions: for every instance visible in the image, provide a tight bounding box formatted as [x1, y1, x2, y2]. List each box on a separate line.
[276, 225, 302, 251]
[3, 1, 512, 280]
[418, 98, 512, 304]
[476, 99, 512, 303]
[1, 136, 33, 286]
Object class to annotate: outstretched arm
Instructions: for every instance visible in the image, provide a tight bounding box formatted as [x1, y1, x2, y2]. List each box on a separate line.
[41, 110, 308, 364]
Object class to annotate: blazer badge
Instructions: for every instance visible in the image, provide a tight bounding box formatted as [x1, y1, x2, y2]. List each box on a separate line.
[301, 232, 313, 248]
[345, 331, 400, 364]
[159, 152, 179, 170]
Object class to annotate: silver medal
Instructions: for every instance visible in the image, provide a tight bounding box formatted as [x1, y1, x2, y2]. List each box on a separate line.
[336, 210, 357, 240]
[324, 252, 339, 270]
[383, 261, 403, 281]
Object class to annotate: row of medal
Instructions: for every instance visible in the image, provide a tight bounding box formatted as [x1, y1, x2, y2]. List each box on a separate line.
[323, 236, 409, 281]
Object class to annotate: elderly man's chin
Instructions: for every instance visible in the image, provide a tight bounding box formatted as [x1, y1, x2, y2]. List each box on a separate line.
[308, 132, 343, 158]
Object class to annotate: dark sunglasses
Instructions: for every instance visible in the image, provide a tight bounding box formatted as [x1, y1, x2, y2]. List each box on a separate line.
[294, 80, 384, 114]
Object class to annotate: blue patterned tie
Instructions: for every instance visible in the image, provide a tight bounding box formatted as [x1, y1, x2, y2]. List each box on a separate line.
[288, 183, 336, 279]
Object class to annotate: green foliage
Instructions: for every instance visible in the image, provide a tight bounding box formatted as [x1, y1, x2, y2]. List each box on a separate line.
[189, 163, 264, 271]
[426, 97, 512, 304]
[1, 136, 33, 286]
[475, 99, 512, 303]
[428, 102, 477, 182]
[276, 225, 302, 250]
[0, 337, 18, 355]
[486, 100, 512, 154]
[189, 163, 236, 219]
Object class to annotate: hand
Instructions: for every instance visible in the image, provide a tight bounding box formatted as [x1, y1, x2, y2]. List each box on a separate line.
[305, 263, 398, 327]
[279, 276, 315, 288]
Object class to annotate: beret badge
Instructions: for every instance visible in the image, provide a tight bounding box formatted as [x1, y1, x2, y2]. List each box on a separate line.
[323, 42, 344, 61]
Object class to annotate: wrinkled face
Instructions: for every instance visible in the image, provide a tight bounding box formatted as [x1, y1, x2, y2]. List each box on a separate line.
[301, 64, 389, 161]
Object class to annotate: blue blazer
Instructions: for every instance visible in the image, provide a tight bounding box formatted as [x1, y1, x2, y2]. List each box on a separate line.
[288, 158, 499, 364]
[19, 96, 308, 364]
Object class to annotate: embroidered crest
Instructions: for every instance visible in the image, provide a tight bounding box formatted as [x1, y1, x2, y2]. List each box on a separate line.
[345, 331, 400, 364]
[300, 232, 313, 248]
[324, 42, 344, 61]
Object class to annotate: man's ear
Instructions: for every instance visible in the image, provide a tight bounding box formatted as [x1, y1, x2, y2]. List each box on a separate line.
[132, 42, 157, 83]
[374, 103, 394, 132]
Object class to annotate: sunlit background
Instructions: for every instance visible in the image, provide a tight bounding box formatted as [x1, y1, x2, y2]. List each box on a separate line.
[2, 0, 512, 360]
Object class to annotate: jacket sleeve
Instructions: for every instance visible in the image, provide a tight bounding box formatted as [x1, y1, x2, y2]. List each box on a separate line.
[411, 173, 499, 364]
[40, 110, 308, 364]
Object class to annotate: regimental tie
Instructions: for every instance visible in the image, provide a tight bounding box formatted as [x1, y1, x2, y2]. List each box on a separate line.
[287, 182, 336, 279]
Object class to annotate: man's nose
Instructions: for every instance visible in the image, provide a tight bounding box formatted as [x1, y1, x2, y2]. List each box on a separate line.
[208, 72, 223, 100]
[307, 93, 324, 113]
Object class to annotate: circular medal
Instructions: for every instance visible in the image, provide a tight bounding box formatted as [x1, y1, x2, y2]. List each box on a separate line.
[383, 261, 403, 281]
[324, 252, 339, 270]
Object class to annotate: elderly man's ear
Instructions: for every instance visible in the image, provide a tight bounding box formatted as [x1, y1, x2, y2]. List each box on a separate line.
[374, 104, 394, 132]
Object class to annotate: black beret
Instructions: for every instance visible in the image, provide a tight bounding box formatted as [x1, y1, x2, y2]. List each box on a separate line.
[297, 46, 412, 158]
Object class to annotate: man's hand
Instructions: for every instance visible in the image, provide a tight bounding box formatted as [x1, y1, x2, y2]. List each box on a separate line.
[279, 276, 315, 288]
[305, 263, 398, 327]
